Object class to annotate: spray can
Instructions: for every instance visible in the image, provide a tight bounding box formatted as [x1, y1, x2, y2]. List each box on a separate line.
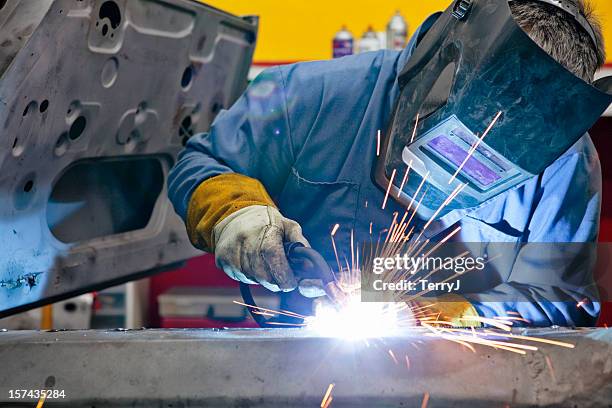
[332, 25, 354, 58]
[386, 11, 408, 50]
[357, 25, 381, 53]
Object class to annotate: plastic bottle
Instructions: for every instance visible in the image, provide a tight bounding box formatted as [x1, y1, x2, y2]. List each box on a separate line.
[357, 25, 381, 53]
[332, 25, 354, 58]
[386, 11, 408, 50]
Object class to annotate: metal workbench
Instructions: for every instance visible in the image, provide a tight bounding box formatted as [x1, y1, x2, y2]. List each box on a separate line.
[0, 327, 611, 407]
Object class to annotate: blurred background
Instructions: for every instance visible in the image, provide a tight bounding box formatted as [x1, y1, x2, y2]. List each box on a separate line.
[207, 0, 612, 64]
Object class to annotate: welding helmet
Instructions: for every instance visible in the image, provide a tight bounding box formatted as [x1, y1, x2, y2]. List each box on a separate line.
[374, 0, 612, 220]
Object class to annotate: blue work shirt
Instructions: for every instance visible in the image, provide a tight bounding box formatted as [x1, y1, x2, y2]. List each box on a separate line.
[168, 14, 602, 327]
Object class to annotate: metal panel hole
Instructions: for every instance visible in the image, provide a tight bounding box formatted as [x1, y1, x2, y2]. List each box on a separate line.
[40, 100, 49, 113]
[14, 174, 36, 210]
[63, 302, 76, 312]
[0, 0, 7, 10]
[47, 157, 164, 243]
[99, 1, 121, 29]
[23, 101, 37, 117]
[69, 116, 87, 140]
[181, 65, 194, 89]
[23, 180, 33, 193]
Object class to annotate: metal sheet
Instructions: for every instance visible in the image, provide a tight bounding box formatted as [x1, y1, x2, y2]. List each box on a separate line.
[0, 328, 611, 407]
[0, 0, 257, 316]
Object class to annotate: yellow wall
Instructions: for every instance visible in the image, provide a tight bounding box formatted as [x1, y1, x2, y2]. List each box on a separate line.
[205, 0, 612, 64]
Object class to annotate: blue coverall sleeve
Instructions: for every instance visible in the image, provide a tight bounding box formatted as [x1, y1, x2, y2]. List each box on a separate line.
[167, 68, 298, 220]
[469, 150, 602, 326]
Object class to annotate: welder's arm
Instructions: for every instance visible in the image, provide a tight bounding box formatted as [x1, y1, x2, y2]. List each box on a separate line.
[167, 67, 325, 295]
[466, 151, 601, 327]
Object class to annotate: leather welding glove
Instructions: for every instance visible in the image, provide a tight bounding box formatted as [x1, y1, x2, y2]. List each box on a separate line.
[213, 205, 308, 292]
[413, 294, 482, 328]
[186, 173, 324, 296]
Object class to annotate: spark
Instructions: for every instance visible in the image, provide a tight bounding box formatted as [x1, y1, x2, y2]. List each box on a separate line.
[456, 329, 575, 348]
[36, 395, 46, 408]
[232, 300, 306, 320]
[382, 169, 397, 210]
[494, 316, 531, 324]
[577, 298, 588, 308]
[459, 316, 512, 331]
[321, 383, 335, 408]
[408, 171, 430, 213]
[331, 224, 340, 236]
[414, 182, 467, 243]
[252, 310, 276, 317]
[448, 111, 503, 184]
[388, 349, 399, 365]
[376, 130, 381, 156]
[330, 225, 342, 275]
[420, 392, 429, 408]
[397, 161, 413, 198]
[428, 333, 528, 355]
[351, 229, 355, 273]
[545, 355, 557, 382]
[410, 114, 420, 144]
[419, 226, 461, 261]
[384, 212, 399, 243]
[452, 338, 477, 353]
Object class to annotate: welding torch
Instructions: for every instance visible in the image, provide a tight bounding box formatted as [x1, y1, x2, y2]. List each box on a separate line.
[239, 242, 347, 327]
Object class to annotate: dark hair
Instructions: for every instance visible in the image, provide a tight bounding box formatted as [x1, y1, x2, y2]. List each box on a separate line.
[510, 0, 605, 82]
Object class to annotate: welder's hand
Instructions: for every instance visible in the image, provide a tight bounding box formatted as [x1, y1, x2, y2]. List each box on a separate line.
[213, 205, 309, 292]
[413, 294, 481, 328]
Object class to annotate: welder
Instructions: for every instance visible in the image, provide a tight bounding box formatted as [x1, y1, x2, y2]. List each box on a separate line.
[168, 0, 612, 326]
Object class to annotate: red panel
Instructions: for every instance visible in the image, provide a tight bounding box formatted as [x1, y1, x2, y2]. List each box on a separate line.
[148, 254, 238, 327]
[592, 117, 612, 326]
[600, 218, 612, 243]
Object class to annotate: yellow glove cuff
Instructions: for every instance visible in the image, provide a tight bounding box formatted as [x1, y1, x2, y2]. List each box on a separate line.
[186, 173, 276, 251]
[415, 294, 481, 328]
